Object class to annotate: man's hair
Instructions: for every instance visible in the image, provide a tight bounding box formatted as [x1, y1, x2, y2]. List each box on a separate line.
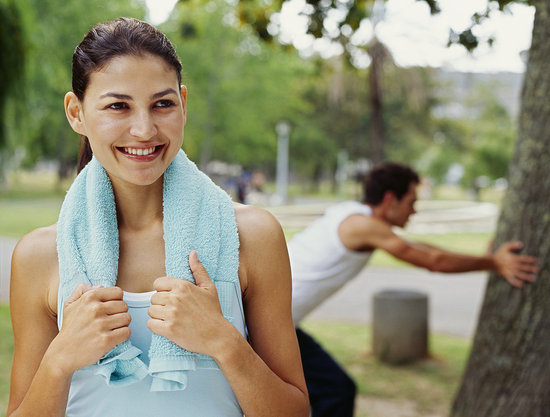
[363, 162, 420, 205]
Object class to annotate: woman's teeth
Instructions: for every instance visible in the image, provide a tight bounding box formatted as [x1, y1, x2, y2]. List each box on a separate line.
[124, 146, 156, 156]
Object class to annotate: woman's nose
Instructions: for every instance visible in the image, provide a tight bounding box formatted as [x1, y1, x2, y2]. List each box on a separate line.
[130, 110, 158, 139]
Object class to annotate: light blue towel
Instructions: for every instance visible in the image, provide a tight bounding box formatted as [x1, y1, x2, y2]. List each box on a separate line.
[57, 150, 240, 391]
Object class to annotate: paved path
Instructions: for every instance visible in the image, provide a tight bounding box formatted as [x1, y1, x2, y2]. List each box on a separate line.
[305, 266, 487, 339]
[0, 237, 17, 302]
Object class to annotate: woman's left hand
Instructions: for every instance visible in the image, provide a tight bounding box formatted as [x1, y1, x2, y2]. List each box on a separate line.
[147, 250, 231, 356]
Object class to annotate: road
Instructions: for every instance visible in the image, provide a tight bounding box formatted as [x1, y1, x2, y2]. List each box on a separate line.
[305, 266, 487, 339]
[0, 237, 16, 302]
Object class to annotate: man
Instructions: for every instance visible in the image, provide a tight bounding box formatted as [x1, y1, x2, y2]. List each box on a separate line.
[288, 162, 538, 417]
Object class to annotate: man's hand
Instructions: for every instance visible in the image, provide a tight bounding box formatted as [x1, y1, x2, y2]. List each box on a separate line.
[493, 241, 538, 288]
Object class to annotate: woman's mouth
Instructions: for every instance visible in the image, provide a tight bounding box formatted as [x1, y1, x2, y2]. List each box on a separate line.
[117, 145, 164, 160]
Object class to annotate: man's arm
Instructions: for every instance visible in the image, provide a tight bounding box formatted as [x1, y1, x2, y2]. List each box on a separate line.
[339, 214, 538, 288]
[407, 240, 537, 287]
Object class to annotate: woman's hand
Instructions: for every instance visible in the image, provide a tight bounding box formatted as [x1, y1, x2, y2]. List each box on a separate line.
[50, 284, 131, 374]
[147, 250, 232, 356]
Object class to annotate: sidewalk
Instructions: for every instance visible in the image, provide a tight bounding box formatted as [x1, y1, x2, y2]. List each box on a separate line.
[304, 266, 487, 339]
[0, 237, 17, 302]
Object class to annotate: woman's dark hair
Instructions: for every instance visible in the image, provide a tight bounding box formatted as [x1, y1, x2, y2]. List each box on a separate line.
[73, 17, 182, 173]
[363, 162, 420, 205]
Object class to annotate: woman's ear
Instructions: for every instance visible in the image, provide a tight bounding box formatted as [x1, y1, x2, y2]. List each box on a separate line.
[64, 92, 86, 135]
[180, 85, 188, 124]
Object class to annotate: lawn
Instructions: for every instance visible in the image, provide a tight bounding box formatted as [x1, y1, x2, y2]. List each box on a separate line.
[300, 320, 470, 417]
[0, 170, 67, 238]
[0, 305, 12, 417]
[0, 198, 63, 238]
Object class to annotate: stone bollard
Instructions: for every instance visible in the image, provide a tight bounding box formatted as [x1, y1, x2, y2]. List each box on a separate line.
[372, 289, 429, 364]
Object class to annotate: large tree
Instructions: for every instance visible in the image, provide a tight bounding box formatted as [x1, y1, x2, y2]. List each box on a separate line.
[450, 1, 550, 415]
[0, 0, 24, 187]
[0, 0, 24, 149]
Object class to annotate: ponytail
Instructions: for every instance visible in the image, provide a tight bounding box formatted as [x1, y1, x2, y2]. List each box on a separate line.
[77, 136, 93, 174]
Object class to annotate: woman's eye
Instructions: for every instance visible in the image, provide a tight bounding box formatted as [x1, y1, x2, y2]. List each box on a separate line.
[155, 99, 175, 108]
[108, 102, 128, 110]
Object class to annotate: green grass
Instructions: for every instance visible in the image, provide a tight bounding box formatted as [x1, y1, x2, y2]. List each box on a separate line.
[2, 170, 72, 198]
[431, 184, 505, 206]
[301, 320, 471, 416]
[0, 305, 12, 417]
[0, 170, 68, 238]
[0, 198, 62, 238]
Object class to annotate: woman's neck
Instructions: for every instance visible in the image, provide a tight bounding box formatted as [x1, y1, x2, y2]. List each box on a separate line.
[111, 176, 164, 232]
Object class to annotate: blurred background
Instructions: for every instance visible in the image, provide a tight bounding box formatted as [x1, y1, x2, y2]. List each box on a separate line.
[0, 0, 535, 416]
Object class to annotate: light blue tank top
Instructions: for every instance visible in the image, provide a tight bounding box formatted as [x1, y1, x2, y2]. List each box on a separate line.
[62, 284, 246, 417]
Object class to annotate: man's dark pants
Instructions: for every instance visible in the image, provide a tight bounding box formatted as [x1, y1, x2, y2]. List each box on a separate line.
[296, 327, 356, 417]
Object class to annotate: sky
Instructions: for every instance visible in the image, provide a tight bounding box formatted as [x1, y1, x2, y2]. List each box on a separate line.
[145, 0, 535, 73]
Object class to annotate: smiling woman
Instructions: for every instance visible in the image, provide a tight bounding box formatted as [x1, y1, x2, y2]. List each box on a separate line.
[65, 53, 187, 187]
[7, 17, 309, 417]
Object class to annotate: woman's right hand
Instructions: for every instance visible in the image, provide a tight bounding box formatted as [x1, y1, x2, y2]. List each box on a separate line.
[48, 284, 131, 375]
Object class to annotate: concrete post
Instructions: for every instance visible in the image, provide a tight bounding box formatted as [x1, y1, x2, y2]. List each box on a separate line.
[372, 289, 429, 364]
[275, 121, 290, 205]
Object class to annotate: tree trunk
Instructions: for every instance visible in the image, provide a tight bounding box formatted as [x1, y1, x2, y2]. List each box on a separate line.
[368, 38, 385, 165]
[451, 2, 550, 416]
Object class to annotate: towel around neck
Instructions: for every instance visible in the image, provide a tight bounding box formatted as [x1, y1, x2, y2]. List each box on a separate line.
[57, 150, 240, 391]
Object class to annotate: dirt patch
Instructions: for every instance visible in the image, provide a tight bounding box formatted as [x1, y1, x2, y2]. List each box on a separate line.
[356, 396, 446, 417]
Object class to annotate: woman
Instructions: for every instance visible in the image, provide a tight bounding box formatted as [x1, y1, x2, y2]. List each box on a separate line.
[8, 17, 309, 417]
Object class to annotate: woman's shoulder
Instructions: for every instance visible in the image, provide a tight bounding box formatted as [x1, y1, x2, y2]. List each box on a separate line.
[13, 224, 58, 263]
[233, 202, 283, 239]
[11, 224, 59, 313]
[233, 203, 289, 293]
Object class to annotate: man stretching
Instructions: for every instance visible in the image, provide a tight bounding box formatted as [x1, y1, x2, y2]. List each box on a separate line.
[288, 162, 538, 417]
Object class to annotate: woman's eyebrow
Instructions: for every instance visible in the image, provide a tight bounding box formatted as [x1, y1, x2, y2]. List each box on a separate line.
[151, 88, 178, 100]
[99, 92, 132, 100]
[98, 89, 177, 100]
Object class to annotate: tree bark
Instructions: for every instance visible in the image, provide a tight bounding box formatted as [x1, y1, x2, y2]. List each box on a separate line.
[451, 2, 550, 416]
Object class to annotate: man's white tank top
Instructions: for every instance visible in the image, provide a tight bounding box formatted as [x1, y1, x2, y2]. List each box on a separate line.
[288, 201, 373, 323]
[59, 283, 246, 417]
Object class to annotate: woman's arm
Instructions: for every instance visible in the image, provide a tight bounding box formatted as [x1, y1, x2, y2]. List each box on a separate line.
[148, 205, 309, 417]
[217, 205, 309, 416]
[8, 227, 72, 416]
[8, 226, 131, 417]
